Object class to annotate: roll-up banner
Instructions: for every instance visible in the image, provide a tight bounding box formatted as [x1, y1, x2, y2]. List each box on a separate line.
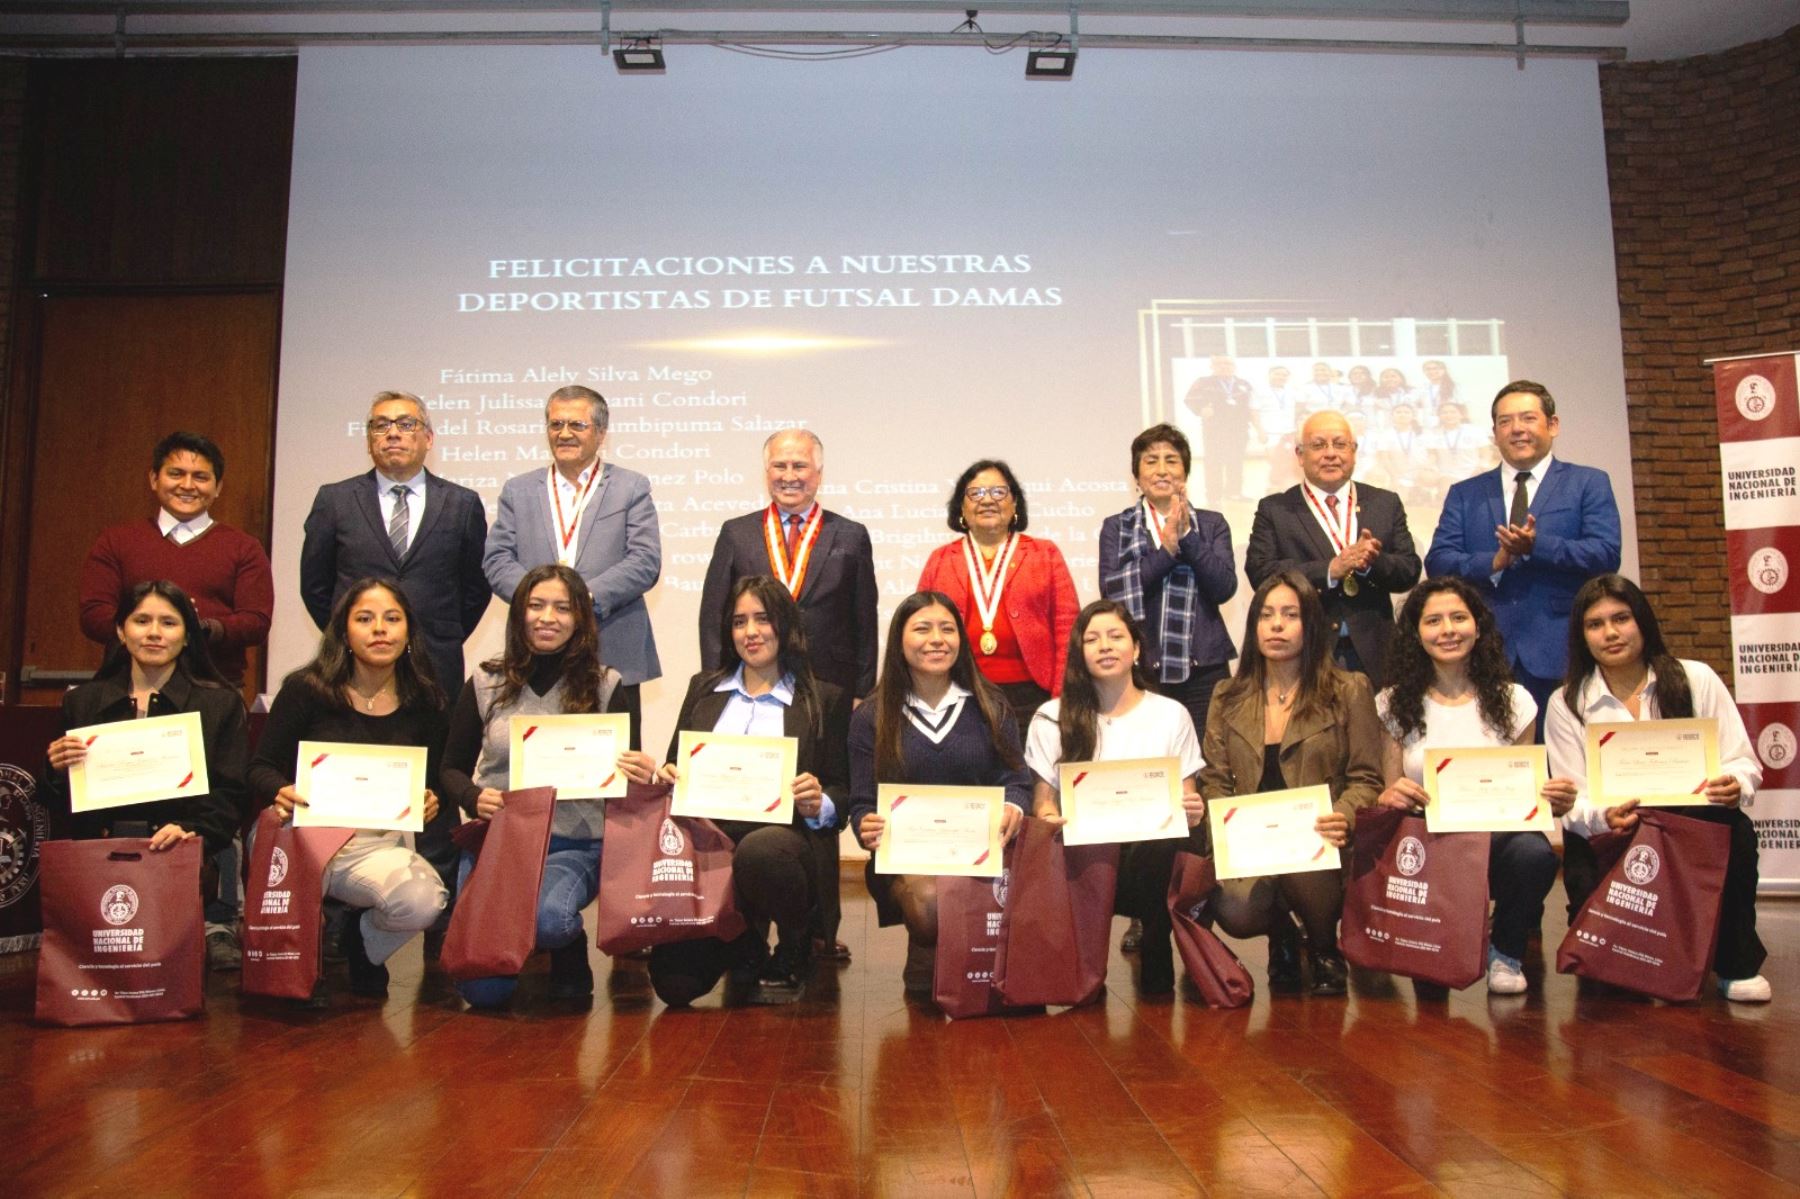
[1712, 349, 1800, 893]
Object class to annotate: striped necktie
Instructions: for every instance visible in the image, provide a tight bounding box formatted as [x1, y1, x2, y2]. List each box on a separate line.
[388, 484, 410, 557]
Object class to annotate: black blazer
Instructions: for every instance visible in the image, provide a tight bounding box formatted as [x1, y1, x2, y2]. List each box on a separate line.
[665, 671, 854, 834]
[43, 669, 248, 854]
[300, 469, 490, 694]
[1243, 482, 1421, 689]
[697, 509, 879, 697]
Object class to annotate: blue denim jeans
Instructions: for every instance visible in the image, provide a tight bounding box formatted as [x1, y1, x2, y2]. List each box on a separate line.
[456, 835, 601, 1007]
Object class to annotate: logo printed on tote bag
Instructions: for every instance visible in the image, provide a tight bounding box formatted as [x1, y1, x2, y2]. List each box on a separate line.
[658, 818, 685, 857]
[100, 885, 139, 926]
[651, 817, 695, 883]
[1396, 836, 1426, 877]
[267, 847, 289, 887]
[1623, 845, 1661, 886]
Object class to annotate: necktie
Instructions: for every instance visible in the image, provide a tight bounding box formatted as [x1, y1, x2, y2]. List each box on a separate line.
[1325, 493, 1340, 523]
[785, 513, 802, 559]
[388, 484, 410, 557]
[1509, 471, 1530, 527]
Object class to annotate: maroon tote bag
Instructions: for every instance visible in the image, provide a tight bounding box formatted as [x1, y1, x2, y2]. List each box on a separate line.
[1166, 851, 1254, 1008]
[933, 844, 1036, 1019]
[992, 818, 1119, 1007]
[441, 787, 557, 981]
[1340, 807, 1491, 989]
[36, 837, 205, 1026]
[242, 807, 355, 999]
[596, 782, 746, 955]
[1556, 809, 1731, 1001]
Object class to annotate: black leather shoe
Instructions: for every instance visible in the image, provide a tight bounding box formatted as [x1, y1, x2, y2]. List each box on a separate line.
[1121, 918, 1144, 954]
[548, 940, 595, 1000]
[340, 912, 389, 999]
[1267, 919, 1303, 993]
[750, 939, 809, 1005]
[1311, 950, 1348, 997]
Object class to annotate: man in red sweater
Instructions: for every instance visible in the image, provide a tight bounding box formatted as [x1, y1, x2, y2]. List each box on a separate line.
[78, 431, 274, 687]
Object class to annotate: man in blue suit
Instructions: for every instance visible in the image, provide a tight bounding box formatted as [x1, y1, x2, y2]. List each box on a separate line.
[1424, 379, 1622, 722]
[483, 386, 662, 709]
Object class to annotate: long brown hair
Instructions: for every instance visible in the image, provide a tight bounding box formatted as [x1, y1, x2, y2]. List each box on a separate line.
[1217, 570, 1347, 723]
[286, 578, 444, 712]
[1057, 600, 1152, 764]
[873, 591, 1021, 780]
[480, 564, 605, 714]
[1561, 573, 1693, 723]
[99, 579, 232, 690]
[702, 575, 824, 738]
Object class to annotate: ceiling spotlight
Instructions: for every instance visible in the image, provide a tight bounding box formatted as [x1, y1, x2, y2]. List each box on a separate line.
[1026, 48, 1076, 78]
[613, 38, 665, 72]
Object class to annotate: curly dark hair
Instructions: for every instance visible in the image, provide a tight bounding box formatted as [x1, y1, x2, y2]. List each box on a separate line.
[1380, 577, 1517, 744]
[480, 564, 606, 715]
[1057, 600, 1152, 764]
[1561, 574, 1692, 723]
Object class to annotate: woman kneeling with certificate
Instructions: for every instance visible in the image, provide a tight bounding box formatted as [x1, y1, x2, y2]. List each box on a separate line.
[849, 592, 1031, 998]
[653, 577, 852, 1006]
[250, 579, 450, 1000]
[1024, 600, 1205, 996]
[1544, 574, 1770, 1003]
[1374, 578, 1577, 994]
[45, 581, 248, 961]
[441, 565, 657, 1006]
[1199, 571, 1383, 997]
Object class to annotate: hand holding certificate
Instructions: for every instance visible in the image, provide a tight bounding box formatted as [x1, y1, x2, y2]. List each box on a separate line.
[873, 785, 1005, 877]
[509, 713, 631, 800]
[1208, 785, 1339, 881]
[1586, 718, 1720, 809]
[1058, 757, 1185, 846]
[294, 741, 427, 833]
[67, 711, 210, 813]
[1424, 746, 1551, 834]
[670, 730, 798, 825]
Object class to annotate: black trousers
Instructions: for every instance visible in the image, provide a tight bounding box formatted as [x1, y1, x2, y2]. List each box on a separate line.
[1563, 805, 1766, 980]
[647, 823, 816, 1006]
[997, 679, 1051, 745]
[1149, 662, 1231, 747]
[806, 825, 841, 945]
[1487, 831, 1560, 961]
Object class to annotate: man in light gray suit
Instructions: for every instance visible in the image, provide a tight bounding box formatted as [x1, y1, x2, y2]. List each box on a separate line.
[483, 386, 663, 707]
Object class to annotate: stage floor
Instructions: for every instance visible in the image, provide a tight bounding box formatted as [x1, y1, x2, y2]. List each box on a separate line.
[6, 883, 1800, 1198]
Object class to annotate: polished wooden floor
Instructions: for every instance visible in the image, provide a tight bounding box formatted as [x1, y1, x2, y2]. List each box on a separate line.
[6, 880, 1800, 1199]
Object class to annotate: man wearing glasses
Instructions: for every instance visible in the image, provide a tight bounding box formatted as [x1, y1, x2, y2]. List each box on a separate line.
[300, 390, 492, 694]
[483, 385, 662, 707]
[1245, 409, 1422, 688]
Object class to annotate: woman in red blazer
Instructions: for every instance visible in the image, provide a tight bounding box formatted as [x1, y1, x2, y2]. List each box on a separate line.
[917, 458, 1079, 740]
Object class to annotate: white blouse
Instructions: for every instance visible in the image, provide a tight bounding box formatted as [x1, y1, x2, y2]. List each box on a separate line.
[1024, 691, 1204, 790]
[1376, 683, 1537, 783]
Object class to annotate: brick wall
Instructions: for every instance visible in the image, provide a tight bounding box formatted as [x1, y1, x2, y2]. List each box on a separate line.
[1601, 24, 1800, 682]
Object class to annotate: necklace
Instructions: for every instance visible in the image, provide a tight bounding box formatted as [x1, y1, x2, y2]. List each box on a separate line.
[347, 680, 393, 711]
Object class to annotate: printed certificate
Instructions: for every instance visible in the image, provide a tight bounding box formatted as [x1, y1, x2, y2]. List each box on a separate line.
[671, 730, 797, 825]
[1586, 718, 1720, 808]
[1208, 785, 1338, 881]
[68, 711, 209, 813]
[294, 741, 427, 833]
[1058, 756, 1185, 846]
[509, 713, 631, 800]
[1423, 745, 1551, 833]
[873, 784, 1005, 878]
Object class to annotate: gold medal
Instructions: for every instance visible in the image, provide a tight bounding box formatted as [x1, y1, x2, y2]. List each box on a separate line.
[963, 533, 1018, 660]
[980, 630, 998, 655]
[1343, 573, 1360, 597]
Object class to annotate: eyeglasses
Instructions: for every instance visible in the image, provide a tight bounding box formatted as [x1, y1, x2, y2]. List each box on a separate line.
[369, 417, 426, 434]
[547, 420, 594, 434]
[1303, 439, 1354, 453]
[965, 486, 1012, 501]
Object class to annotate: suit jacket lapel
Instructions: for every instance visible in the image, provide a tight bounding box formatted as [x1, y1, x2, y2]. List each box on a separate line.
[354, 471, 402, 569]
[1531, 458, 1567, 515]
[1484, 467, 1507, 530]
[1287, 487, 1337, 562]
[1281, 701, 1336, 756]
[404, 472, 451, 566]
[574, 465, 614, 576]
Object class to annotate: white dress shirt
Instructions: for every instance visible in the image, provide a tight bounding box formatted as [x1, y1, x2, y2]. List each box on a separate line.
[157, 508, 214, 545]
[711, 665, 833, 829]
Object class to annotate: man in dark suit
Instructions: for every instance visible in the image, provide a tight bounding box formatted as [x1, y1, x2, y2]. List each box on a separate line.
[1425, 379, 1622, 721]
[1183, 354, 1256, 504]
[299, 391, 492, 695]
[698, 428, 877, 962]
[1246, 409, 1422, 689]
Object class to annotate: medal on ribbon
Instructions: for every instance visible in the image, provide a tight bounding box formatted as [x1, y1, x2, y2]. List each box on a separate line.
[763, 504, 823, 599]
[1301, 483, 1361, 597]
[961, 533, 1018, 656]
[549, 464, 604, 567]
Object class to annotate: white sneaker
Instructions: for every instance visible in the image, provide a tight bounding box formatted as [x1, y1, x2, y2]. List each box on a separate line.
[1719, 975, 1773, 1003]
[1487, 953, 1527, 995]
